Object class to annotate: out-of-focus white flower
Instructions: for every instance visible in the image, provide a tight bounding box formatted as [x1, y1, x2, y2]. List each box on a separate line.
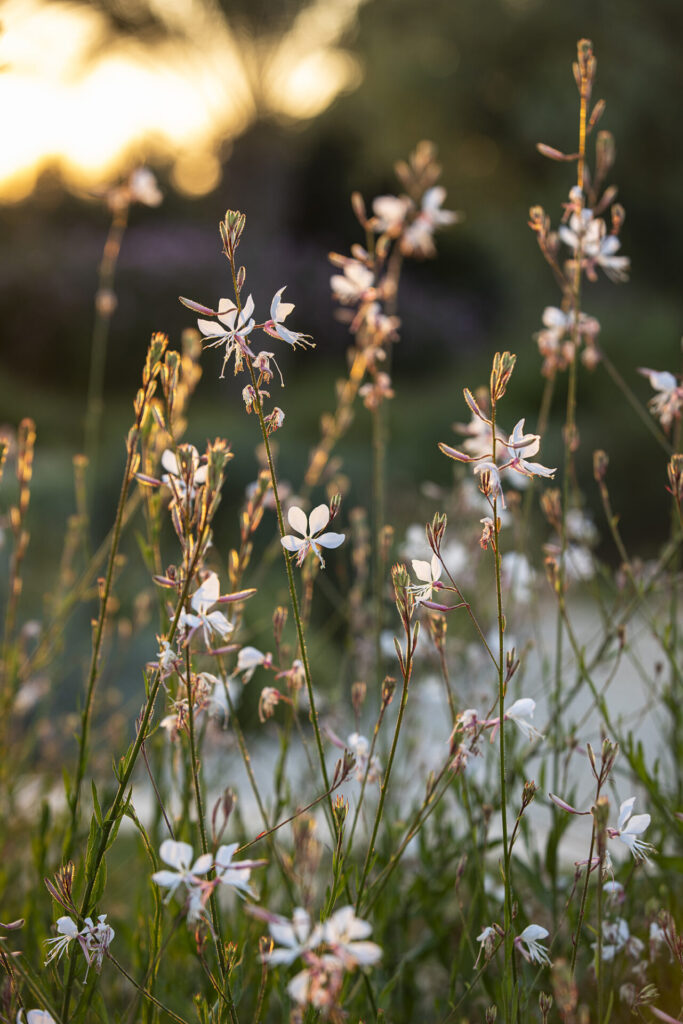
[559, 209, 630, 282]
[262, 907, 320, 965]
[603, 880, 625, 905]
[17, 1011, 57, 1024]
[281, 505, 345, 568]
[234, 646, 271, 683]
[372, 194, 412, 234]
[515, 924, 552, 965]
[321, 906, 382, 969]
[638, 368, 682, 432]
[401, 186, 459, 257]
[287, 954, 344, 1010]
[180, 573, 234, 649]
[608, 797, 655, 862]
[80, 914, 115, 973]
[128, 167, 163, 207]
[592, 917, 643, 961]
[152, 840, 213, 900]
[346, 732, 382, 784]
[264, 287, 314, 349]
[409, 554, 442, 604]
[44, 914, 114, 974]
[330, 260, 374, 305]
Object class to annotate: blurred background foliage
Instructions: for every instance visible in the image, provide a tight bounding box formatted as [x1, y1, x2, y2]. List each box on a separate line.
[1, 0, 682, 586]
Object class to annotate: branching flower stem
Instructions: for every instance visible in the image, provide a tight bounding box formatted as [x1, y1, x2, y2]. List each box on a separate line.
[225, 255, 337, 842]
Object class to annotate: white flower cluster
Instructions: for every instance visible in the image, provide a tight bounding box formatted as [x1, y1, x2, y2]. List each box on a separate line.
[262, 905, 381, 1012]
[44, 913, 114, 975]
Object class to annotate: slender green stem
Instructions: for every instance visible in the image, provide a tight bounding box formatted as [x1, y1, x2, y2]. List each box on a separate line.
[355, 616, 414, 913]
[185, 647, 230, 993]
[63, 435, 137, 861]
[60, 526, 224, 1020]
[571, 823, 596, 975]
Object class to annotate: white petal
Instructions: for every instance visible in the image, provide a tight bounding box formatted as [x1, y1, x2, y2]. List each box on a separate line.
[287, 505, 309, 537]
[411, 559, 433, 583]
[191, 854, 214, 875]
[197, 318, 225, 337]
[315, 531, 345, 549]
[159, 839, 194, 871]
[215, 843, 239, 869]
[193, 573, 220, 610]
[281, 535, 305, 553]
[623, 813, 650, 836]
[617, 797, 636, 831]
[308, 504, 330, 535]
[521, 924, 548, 942]
[161, 450, 179, 475]
[56, 916, 79, 938]
[507, 698, 535, 719]
[152, 869, 182, 889]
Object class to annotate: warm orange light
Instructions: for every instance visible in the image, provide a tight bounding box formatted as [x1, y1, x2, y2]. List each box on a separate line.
[0, 0, 366, 202]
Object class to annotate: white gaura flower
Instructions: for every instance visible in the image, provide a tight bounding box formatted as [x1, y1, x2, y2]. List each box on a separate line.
[80, 914, 115, 973]
[17, 1012, 57, 1024]
[233, 646, 272, 683]
[281, 505, 345, 568]
[372, 194, 412, 234]
[346, 732, 382, 784]
[152, 840, 213, 900]
[409, 554, 442, 604]
[262, 907, 320, 965]
[184, 294, 256, 377]
[638, 367, 682, 432]
[44, 915, 80, 965]
[180, 573, 234, 649]
[264, 287, 314, 349]
[401, 186, 460, 258]
[322, 906, 382, 970]
[593, 917, 632, 961]
[330, 260, 375, 305]
[608, 797, 655, 862]
[214, 843, 264, 899]
[502, 420, 556, 480]
[504, 698, 543, 742]
[515, 924, 552, 966]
